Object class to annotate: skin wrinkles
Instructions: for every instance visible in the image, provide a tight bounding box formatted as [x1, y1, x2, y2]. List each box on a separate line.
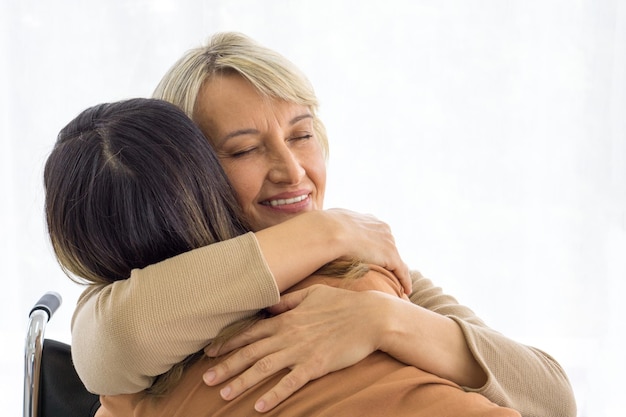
[219, 114, 314, 145]
[193, 73, 326, 232]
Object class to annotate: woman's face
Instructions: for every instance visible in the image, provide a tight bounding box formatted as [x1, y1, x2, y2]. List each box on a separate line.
[193, 73, 327, 231]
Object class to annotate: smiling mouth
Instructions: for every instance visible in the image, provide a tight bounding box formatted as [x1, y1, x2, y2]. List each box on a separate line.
[261, 194, 309, 207]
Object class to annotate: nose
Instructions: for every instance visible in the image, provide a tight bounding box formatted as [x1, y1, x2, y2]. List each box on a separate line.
[267, 142, 305, 184]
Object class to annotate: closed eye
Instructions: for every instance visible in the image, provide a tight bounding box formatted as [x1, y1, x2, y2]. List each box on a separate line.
[289, 134, 313, 142]
[230, 147, 257, 158]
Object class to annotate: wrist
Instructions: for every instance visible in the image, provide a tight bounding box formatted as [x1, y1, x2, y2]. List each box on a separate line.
[375, 293, 411, 354]
[319, 210, 353, 258]
[304, 210, 346, 260]
[357, 290, 402, 353]
[254, 212, 344, 291]
[377, 298, 487, 388]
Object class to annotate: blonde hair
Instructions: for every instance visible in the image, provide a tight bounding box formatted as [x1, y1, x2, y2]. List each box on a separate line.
[153, 32, 329, 159]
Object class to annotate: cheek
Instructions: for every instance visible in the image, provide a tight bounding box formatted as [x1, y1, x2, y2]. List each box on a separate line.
[313, 161, 326, 192]
[305, 152, 327, 206]
[315, 167, 327, 208]
[222, 164, 260, 210]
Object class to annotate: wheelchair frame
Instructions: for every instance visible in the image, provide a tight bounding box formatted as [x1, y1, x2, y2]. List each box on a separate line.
[23, 292, 100, 417]
[24, 292, 62, 417]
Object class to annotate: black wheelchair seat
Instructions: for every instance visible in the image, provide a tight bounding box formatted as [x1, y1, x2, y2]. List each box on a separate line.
[39, 339, 100, 417]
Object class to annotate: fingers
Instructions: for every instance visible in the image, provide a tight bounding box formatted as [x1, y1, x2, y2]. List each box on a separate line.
[253, 368, 311, 412]
[394, 261, 412, 295]
[204, 343, 313, 413]
[376, 220, 411, 295]
[205, 347, 321, 413]
[209, 350, 282, 397]
[203, 313, 296, 385]
[266, 288, 308, 314]
[206, 290, 310, 356]
[204, 338, 275, 386]
[205, 318, 275, 357]
[333, 209, 410, 293]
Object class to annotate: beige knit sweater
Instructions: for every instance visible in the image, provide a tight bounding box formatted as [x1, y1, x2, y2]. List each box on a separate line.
[71, 232, 576, 417]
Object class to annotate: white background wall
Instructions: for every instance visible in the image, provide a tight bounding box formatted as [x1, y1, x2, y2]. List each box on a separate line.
[1, 1, 624, 416]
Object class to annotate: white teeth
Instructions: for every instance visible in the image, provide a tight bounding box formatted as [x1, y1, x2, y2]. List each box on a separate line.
[267, 194, 308, 207]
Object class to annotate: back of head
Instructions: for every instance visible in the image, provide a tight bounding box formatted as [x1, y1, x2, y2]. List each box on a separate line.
[153, 31, 329, 159]
[44, 98, 249, 285]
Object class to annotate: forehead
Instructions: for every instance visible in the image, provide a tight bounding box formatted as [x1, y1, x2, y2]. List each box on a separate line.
[193, 73, 310, 142]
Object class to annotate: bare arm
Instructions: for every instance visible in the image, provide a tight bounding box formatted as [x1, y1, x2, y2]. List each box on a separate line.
[257, 209, 410, 292]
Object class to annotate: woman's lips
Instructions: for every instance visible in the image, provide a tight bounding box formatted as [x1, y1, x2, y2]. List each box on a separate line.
[261, 193, 310, 207]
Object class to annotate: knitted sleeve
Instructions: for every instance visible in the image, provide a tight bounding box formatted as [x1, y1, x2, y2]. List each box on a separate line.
[408, 271, 577, 417]
[71, 232, 280, 395]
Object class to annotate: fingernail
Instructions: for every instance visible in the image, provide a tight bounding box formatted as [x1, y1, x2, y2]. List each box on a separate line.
[203, 370, 215, 384]
[220, 386, 231, 399]
[255, 400, 266, 412]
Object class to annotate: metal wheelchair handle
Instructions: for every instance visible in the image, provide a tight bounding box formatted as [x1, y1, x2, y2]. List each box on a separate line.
[29, 291, 62, 320]
[24, 292, 63, 417]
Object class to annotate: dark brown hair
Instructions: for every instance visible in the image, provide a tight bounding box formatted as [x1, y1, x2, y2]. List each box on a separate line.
[44, 98, 250, 286]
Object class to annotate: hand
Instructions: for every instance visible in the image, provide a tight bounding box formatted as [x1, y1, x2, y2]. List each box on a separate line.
[202, 285, 392, 413]
[326, 209, 412, 294]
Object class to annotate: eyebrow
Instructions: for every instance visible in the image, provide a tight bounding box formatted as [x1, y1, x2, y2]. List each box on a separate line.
[221, 113, 313, 142]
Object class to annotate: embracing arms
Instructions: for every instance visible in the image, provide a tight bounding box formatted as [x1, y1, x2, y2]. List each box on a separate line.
[204, 272, 576, 416]
[70, 209, 408, 394]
